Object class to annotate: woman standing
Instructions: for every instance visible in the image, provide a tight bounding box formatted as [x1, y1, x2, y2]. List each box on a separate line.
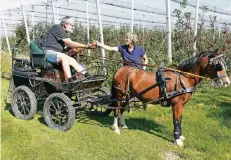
[96, 32, 148, 70]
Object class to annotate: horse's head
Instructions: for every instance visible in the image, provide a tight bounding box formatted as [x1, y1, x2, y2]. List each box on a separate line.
[200, 49, 230, 87]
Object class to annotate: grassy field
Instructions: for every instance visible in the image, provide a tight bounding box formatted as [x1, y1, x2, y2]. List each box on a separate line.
[1, 78, 231, 160]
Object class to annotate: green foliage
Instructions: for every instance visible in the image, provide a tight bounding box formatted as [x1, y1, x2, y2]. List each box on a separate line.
[1, 6, 231, 88]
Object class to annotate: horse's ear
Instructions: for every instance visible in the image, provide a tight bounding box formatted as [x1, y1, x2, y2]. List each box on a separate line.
[214, 48, 219, 54]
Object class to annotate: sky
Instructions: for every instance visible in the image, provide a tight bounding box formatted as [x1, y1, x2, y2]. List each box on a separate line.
[0, 0, 231, 35]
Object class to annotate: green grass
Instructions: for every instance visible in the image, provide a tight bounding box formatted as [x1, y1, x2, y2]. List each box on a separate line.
[1, 78, 231, 160]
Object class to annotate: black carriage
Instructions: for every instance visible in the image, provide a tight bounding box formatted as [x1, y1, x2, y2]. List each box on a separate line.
[7, 41, 112, 131]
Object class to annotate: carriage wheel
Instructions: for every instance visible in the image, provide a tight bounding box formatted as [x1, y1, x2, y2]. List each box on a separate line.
[11, 86, 37, 120]
[43, 93, 75, 131]
[89, 86, 112, 116]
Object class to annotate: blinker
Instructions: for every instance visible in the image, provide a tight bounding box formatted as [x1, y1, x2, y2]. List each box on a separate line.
[215, 63, 223, 71]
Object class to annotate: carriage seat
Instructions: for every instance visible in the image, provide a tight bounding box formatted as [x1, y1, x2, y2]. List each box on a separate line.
[12, 69, 39, 78]
[12, 57, 39, 77]
[30, 40, 54, 69]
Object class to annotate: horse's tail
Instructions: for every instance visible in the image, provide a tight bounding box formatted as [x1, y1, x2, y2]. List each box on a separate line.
[111, 78, 117, 103]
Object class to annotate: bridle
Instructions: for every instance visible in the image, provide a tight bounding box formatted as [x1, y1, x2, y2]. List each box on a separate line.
[208, 54, 228, 81]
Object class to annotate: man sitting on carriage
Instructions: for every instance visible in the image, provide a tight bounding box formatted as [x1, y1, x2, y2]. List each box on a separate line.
[95, 32, 149, 70]
[41, 16, 93, 82]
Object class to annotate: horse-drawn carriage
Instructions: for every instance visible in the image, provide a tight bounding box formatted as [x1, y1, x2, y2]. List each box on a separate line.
[6, 43, 230, 147]
[7, 41, 112, 131]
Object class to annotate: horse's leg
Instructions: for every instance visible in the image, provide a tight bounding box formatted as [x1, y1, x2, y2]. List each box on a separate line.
[172, 103, 185, 147]
[119, 108, 128, 129]
[111, 107, 121, 134]
[110, 82, 121, 134]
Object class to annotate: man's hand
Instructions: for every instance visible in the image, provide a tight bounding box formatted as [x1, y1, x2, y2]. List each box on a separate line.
[86, 41, 97, 49]
[95, 41, 104, 47]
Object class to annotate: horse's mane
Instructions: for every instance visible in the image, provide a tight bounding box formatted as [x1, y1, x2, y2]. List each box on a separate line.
[178, 51, 214, 71]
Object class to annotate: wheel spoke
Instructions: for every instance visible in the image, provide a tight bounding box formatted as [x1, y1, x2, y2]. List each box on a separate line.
[18, 92, 23, 103]
[60, 107, 68, 113]
[51, 102, 58, 112]
[21, 92, 27, 103]
[24, 96, 30, 104]
[16, 98, 21, 104]
[18, 105, 23, 112]
[59, 115, 66, 124]
[24, 104, 30, 114]
[22, 105, 26, 115]
[60, 113, 68, 119]
[58, 118, 61, 126]
[53, 117, 58, 124]
[57, 101, 63, 110]
[49, 107, 55, 112]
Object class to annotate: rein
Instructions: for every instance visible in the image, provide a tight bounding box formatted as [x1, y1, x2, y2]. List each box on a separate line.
[79, 54, 212, 80]
[163, 67, 210, 80]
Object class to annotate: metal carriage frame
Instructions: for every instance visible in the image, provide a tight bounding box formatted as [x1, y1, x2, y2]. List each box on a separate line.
[7, 42, 112, 131]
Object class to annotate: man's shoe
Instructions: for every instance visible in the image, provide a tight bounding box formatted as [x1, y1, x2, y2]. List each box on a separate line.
[84, 72, 91, 77]
[68, 77, 74, 83]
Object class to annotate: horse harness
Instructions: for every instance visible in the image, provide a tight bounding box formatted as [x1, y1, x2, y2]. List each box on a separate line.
[156, 68, 196, 107]
[156, 53, 227, 107]
[113, 67, 137, 96]
[113, 67, 196, 108]
[209, 54, 228, 81]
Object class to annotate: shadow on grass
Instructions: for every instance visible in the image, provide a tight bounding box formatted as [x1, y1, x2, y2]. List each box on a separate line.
[4, 102, 15, 120]
[185, 85, 231, 130]
[207, 101, 231, 129]
[4, 100, 48, 126]
[83, 111, 172, 142]
[38, 108, 94, 128]
[4, 100, 172, 142]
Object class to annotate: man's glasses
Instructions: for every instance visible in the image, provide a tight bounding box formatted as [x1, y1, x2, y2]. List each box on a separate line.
[67, 23, 74, 27]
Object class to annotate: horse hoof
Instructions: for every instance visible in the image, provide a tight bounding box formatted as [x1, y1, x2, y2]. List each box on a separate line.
[180, 135, 185, 141]
[174, 139, 184, 147]
[115, 128, 120, 134]
[110, 126, 120, 134]
[122, 125, 128, 129]
[119, 124, 128, 129]
[110, 126, 116, 130]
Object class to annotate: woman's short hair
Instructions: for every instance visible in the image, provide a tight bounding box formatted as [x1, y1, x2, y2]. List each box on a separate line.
[126, 32, 138, 43]
[60, 16, 75, 26]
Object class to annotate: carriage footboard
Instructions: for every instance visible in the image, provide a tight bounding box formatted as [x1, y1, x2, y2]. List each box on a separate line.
[62, 75, 106, 92]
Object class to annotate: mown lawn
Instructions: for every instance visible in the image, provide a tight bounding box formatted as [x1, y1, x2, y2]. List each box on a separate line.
[1, 78, 231, 160]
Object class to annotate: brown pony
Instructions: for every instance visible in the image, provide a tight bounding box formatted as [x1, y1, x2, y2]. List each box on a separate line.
[110, 50, 230, 147]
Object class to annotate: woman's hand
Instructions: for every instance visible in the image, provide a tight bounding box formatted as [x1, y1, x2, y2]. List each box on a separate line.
[94, 40, 119, 52]
[86, 41, 97, 49]
[95, 41, 104, 47]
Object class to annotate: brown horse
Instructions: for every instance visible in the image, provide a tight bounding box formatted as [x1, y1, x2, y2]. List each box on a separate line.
[110, 50, 230, 147]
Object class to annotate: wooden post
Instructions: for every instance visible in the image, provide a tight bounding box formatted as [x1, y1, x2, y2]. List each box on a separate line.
[86, 0, 90, 56]
[165, 0, 172, 63]
[32, 11, 34, 40]
[51, 0, 57, 23]
[20, 0, 30, 44]
[95, 0, 105, 65]
[131, 0, 134, 32]
[218, 18, 221, 39]
[193, 0, 199, 56]
[56, 2, 59, 22]
[142, 14, 145, 46]
[0, 8, 12, 55]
